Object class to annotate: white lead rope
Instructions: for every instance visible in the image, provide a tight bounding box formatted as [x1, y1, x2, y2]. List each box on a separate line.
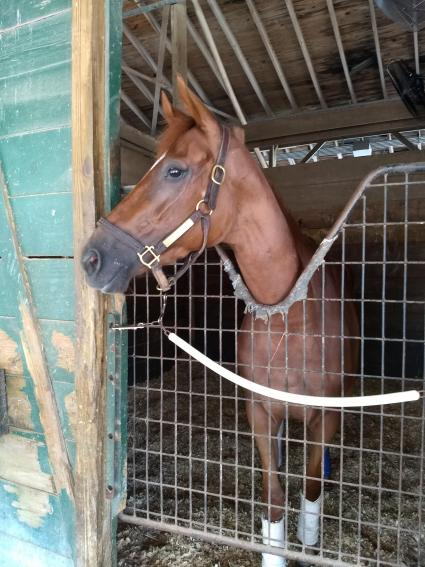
[168, 332, 420, 408]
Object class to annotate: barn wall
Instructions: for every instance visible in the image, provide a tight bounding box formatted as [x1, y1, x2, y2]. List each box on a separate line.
[0, 1, 76, 565]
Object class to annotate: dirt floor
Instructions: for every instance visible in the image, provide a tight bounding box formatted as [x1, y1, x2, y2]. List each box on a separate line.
[117, 361, 425, 567]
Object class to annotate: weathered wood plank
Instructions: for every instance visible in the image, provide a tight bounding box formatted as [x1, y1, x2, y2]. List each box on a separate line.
[26, 260, 74, 321]
[0, 529, 73, 567]
[40, 320, 75, 384]
[72, 0, 122, 565]
[0, 433, 55, 493]
[0, 259, 19, 318]
[0, 1, 70, 31]
[267, 150, 425, 230]
[171, 1, 187, 108]
[245, 100, 425, 148]
[0, 10, 71, 80]
[11, 193, 73, 257]
[0, 128, 71, 197]
[0, 62, 71, 139]
[0, 162, 74, 499]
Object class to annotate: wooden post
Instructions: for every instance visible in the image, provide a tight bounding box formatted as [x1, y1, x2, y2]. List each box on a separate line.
[72, 0, 117, 565]
[171, 1, 187, 107]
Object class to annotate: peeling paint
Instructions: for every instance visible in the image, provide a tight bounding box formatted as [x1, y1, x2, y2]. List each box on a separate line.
[0, 434, 55, 493]
[0, 329, 23, 374]
[3, 483, 52, 529]
[64, 390, 77, 438]
[6, 375, 33, 430]
[19, 302, 75, 499]
[52, 331, 75, 373]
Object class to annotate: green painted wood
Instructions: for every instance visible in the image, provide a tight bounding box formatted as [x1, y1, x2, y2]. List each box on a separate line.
[0, 128, 71, 197]
[0, 258, 19, 318]
[40, 320, 75, 384]
[0, 10, 71, 80]
[11, 193, 73, 256]
[26, 259, 74, 321]
[0, 61, 71, 140]
[0, 0, 124, 564]
[0, 531, 74, 567]
[0, 482, 74, 561]
[0, 1, 70, 31]
[52, 381, 75, 442]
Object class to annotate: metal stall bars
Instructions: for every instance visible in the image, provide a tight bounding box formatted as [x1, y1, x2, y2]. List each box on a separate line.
[118, 163, 425, 566]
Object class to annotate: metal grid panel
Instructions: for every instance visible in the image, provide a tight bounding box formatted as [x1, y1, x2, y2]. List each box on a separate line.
[119, 166, 425, 566]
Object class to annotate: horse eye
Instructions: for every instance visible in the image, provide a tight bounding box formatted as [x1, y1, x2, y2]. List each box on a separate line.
[166, 166, 185, 179]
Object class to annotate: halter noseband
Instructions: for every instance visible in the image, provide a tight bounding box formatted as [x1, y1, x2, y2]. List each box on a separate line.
[98, 125, 230, 292]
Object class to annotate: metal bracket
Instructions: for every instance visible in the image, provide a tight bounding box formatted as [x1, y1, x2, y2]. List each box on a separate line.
[105, 313, 125, 510]
[0, 370, 9, 436]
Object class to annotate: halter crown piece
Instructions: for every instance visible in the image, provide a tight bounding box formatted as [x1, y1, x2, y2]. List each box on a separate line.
[98, 125, 230, 292]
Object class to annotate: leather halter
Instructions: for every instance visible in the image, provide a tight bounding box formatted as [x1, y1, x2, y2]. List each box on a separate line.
[98, 125, 230, 292]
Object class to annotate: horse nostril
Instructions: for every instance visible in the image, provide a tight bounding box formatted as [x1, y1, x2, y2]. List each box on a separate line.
[83, 249, 101, 276]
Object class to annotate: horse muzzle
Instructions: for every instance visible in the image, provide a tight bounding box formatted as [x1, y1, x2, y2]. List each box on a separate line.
[81, 223, 142, 293]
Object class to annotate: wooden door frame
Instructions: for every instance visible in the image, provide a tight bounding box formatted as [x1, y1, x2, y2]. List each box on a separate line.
[72, 1, 123, 565]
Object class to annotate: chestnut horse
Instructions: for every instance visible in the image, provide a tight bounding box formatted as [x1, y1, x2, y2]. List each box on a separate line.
[82, 78, 358, 566]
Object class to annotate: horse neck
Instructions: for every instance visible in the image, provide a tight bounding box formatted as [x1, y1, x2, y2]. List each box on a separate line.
[224, 159, 301, 306]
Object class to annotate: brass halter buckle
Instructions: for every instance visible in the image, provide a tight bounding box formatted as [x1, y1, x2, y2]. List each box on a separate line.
[137, 245, 160, 268]
[210, 164, 226, 185]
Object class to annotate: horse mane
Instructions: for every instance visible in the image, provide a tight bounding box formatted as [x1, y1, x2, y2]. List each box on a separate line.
[157, 115, 195, 156]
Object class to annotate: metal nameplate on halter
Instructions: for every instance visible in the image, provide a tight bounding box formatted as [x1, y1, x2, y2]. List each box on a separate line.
[0, 369, 8, 436]
[137, 245, 160, 268]
[163, 217, 195, 248]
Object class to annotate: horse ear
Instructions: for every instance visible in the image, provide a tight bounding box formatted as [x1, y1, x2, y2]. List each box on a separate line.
[161, 91, 176, 124]
[233, 126, 245, 144]
[176, 75, 219, 137]
[161, 89, 193, 126]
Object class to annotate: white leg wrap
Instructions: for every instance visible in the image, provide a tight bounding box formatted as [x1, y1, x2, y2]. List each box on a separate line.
[297, 492, 322, 546]
[262, 516, 286, 567]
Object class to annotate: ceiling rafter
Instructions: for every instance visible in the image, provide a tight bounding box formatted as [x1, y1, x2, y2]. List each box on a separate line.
[326, 0, 357, 104]
[284, 0, 327, 109]
[368, 0, 388, 99]
[207, 0, 273, 117]
[245, 0, 298, 111]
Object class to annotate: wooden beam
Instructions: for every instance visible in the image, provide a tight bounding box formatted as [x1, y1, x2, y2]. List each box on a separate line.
[121, 90, 151, 129]
[284, 0, 327, 108]
[138, 1, 212, 106]
[72, 0, 119, 564]
[208, 0, 273, 117]
[301, 141, 325, 163]
[151, 6, 169, 135]
[120, 119, 156, 156]
[245, 99, 425, 148]
[245, 0, 297, 111]
[393, 131, 418, 151]
[171, 1, 187, 107]
[265, 150, 425, 231]
[326, 0, 356, 104]
[368, 0, 387, 98]
[192, 0, 246, 125]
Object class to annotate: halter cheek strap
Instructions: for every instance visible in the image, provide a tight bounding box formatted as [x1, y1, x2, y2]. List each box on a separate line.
[98, 125, 230, 291]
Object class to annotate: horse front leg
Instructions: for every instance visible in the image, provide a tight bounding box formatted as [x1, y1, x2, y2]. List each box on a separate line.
[245, 399, 286, 567]
[297, 410, 340, 551]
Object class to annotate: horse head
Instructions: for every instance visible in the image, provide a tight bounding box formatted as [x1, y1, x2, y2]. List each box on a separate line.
[81, 77, 245, 293]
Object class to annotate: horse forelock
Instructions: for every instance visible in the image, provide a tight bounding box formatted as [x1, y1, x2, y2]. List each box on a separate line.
[156, 116, 195, 157]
